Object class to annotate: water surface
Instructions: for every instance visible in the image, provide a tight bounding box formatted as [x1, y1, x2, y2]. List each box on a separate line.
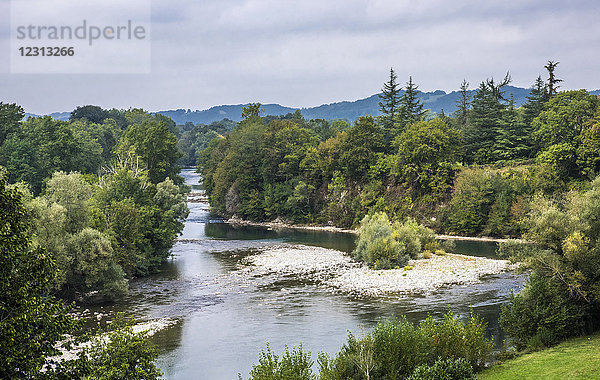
[90, 169, 525, 379]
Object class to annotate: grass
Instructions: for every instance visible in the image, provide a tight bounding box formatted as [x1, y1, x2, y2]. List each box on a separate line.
[478, 333, 600, 379]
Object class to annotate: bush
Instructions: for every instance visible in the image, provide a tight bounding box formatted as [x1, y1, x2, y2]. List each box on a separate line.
[407, 358, 476, 380]
[55, 315, 163, 380]
[353, 212, 435, 269]
[247, 343, 315, 380]
[500, 272, 591, 351]
[353, 212, 408, 269]
[319, 311, 493, 379]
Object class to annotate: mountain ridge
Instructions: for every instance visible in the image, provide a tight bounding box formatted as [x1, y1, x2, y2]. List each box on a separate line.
[25, 87, 600, 125]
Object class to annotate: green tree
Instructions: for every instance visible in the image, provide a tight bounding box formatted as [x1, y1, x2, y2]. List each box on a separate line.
[397, 76, 426, 130]
[453, 79, 471, 129]
[544, 60, 562, 97]
[393, 118, 462, 197]
[378, 68, 402, 146]
[500, 177, 600, 349]
[57, 315, 163, 379]
[70, 105, 110, 124]
[0, 102, 24, 145]
[522, 75, 549, 127]
[0, 116, 103, 193]
[494, 95, 531, 161]
[0, 169, 78, 378]
[532, 90, 599, 151]
[25, 172, 129, 301]
[116, 118, 182, 185]
[248, 344, 315, 380]
[464, 74, 511, 164]
[242, 103, 263, 121]
[340, 116, 385, 181]
[577, 110, 600, 178]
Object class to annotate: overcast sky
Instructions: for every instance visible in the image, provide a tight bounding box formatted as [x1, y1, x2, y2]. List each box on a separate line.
[1, 0, 599, 114]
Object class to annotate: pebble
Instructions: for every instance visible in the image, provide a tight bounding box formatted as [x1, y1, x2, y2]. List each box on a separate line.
[240, 244, 515, 297]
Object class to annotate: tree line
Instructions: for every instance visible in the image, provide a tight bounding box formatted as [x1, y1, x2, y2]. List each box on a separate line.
[198, 62, 600, 237]
[0, 104, 188, 377]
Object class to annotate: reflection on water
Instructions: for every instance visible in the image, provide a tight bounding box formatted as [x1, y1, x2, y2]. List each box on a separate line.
[87, 169, 525, 379]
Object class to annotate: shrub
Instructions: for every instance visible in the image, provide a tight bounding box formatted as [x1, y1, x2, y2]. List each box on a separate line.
[407, 358, 476, 380]
[319, 312, 493, 379]
[55, 315, 163, 380]
[248, 343, 315, 380]
[500, 272, 591, 351]
[353, 212, 408, 269]
[353, 212, 435, 269]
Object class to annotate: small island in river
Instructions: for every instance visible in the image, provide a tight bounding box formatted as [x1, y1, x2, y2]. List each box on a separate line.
[238, 244, 515, 297]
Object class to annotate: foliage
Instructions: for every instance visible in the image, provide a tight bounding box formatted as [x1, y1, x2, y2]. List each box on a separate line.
[577, 109, 600, 178]
[55, 315, 163, 380]
[353, 212, 434, 269]
[463, 74, 511, 164]
[532, 90, 598, 152]
[407, 358, 476, 380]
[453, 80, 471, 129]
[0, 170, 79, 378]
[319, 312, 493, 379]
[0, 116, 103, 193]
[443, 167, 533, 237]
[353, 212, 407, 269]
[521, 76, 548, 127]
[500, 272, 590, 350]
[116, 117, 183, 185]
[340, 116, 386, 181]
[94, 169, 188, 277]
[247, 344, 316, 380]
[378, 68, 402, 146]
[0, 102, 24, 145]
[177, 119, 235, 166]
[500, 176, 600, 350]
[393, 118, 462, 197]
[397, 76, 427, 131]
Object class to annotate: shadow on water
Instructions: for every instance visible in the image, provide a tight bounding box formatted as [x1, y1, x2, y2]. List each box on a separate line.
[205, 222, 357, 253]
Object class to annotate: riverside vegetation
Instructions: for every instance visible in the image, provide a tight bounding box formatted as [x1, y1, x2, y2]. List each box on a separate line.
[2, 61, 600, 378]
[195, 63, 600, 379]
[0, 106, 187, 377]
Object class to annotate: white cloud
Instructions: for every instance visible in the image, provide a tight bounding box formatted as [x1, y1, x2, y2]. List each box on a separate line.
[1, 0, 599, 114]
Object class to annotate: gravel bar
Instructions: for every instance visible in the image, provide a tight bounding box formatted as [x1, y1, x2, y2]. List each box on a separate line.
[240, 245, 515, 296]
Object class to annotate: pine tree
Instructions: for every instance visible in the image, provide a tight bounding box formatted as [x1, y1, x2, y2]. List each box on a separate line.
[454, 79, 471, 128]
[544, 60, 562, 97]
[494, 94, 531, 161]
[397, 76, 426, 130]
[522, 75, 549, 126]
[378, 68, 402, 146]
[465, 73, 511, 164]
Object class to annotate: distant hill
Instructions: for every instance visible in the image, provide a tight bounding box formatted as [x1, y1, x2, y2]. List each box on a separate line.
[24, 111, 70, 121]
[157, 85, 532, 124]
[25, 87, 599, 125]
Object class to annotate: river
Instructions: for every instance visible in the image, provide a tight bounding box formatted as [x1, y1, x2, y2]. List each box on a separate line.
[84, 169, 525, 379]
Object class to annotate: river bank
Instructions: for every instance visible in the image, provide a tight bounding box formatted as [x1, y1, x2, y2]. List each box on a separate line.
[226, 217, 514, 243]
[237, 244, 516, 297]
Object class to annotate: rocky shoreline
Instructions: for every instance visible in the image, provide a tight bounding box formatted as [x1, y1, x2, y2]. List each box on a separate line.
[225, 217, 513, 243]
[238, 244, 515, 297]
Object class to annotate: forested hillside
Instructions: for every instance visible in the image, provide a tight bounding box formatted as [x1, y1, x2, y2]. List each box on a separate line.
[198, 66, 600, 239]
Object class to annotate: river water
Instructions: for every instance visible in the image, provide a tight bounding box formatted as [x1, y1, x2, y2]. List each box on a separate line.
[87, 169, 525, 379]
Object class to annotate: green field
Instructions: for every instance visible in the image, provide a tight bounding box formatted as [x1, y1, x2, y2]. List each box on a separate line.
[479, 333, 600, 379]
